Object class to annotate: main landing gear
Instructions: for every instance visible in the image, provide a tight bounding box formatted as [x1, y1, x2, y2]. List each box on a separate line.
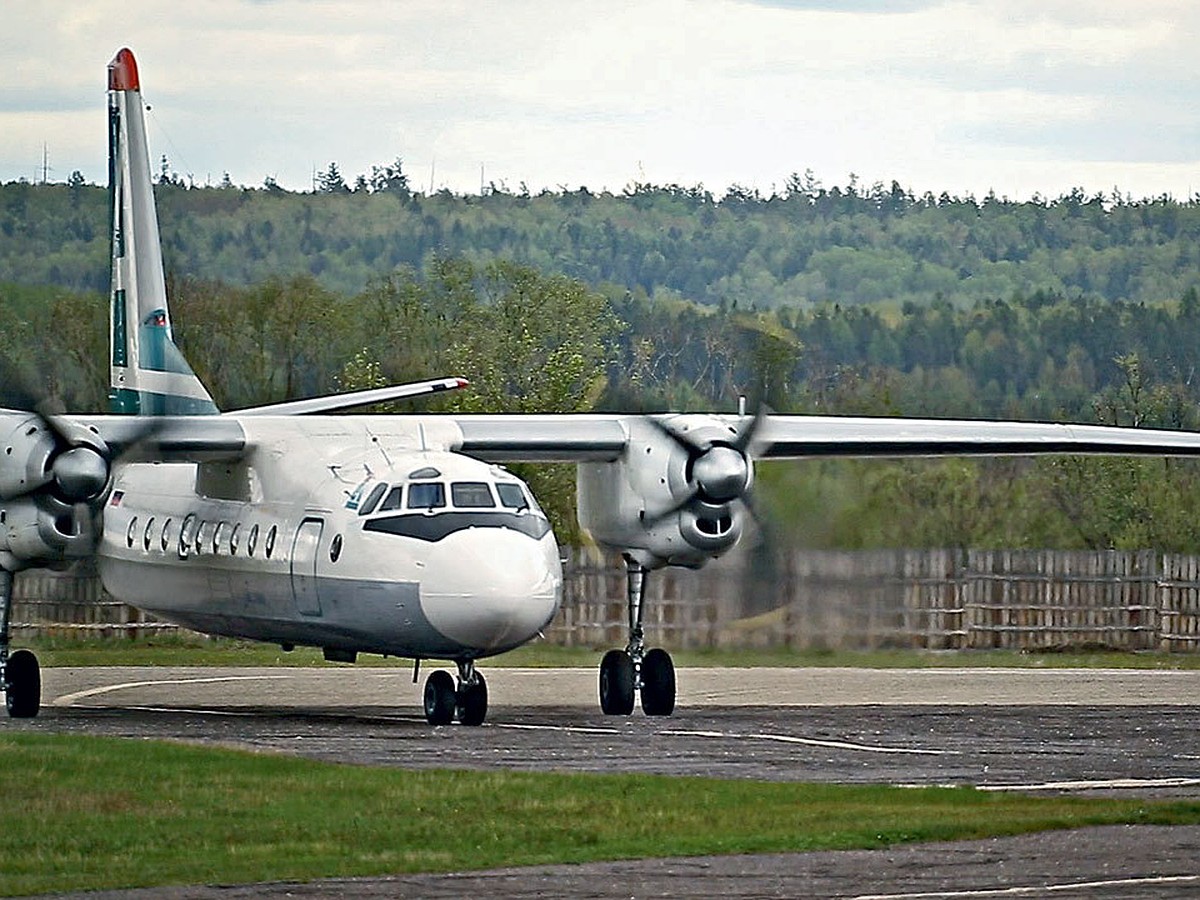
[598, 558, 676, 717]
[423, 659, 488, 726]
[2, 569, 41, 719]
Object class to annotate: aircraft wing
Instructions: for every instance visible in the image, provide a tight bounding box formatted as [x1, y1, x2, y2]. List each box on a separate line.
[752, 415, 1200, 458]
[48, 412, 1200, 465]
[233, 377, 468, 417]
[454, 415, 630, 461]
[451, 413, 1200, 462]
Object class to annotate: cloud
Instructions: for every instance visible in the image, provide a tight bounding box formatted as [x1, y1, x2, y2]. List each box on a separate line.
[1, 1, 1197, 199]
[736, 0, 942, 12]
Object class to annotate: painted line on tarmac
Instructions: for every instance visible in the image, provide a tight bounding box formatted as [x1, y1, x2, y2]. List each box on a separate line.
[111, 705, 263, 717]
[897, 776, 1200, 792]
[495, 722, 950, 755]
[848, 873, 1200, 898]
[52, 674, 293, 707]
[978, 776, 1200, 792]
[663, 728, 954, 756]
[112, 705, 431, 726]
[494, 722, 625, 737]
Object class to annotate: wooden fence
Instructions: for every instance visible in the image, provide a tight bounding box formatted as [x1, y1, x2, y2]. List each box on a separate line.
[547, 549, 1200, 651]
[9, 549, 1200, 651]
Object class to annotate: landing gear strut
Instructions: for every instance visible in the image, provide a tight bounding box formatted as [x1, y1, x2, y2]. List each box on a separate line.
[2, 569, 41, 719]
[598, 557, 676, 717]
[422, 660, 488, 726]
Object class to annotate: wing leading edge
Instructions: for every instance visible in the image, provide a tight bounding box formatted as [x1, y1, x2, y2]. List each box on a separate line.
[57, 412, 1200, 467]
[451, 413, 1200, 462]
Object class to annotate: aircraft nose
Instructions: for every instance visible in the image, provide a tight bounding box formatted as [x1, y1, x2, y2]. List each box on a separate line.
[419, 528, 561, 653]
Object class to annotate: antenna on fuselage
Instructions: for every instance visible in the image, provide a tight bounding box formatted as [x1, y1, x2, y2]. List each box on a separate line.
[366, 427, 393, 468]
[327, 464, 354, 484]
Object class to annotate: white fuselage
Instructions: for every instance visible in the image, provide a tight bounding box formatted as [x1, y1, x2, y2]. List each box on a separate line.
[96, 417, 562, 660]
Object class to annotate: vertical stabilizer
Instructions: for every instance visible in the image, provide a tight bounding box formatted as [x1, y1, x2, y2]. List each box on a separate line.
[107, 48, 218, 416]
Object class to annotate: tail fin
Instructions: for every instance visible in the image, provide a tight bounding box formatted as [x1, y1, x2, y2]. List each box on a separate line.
[107, 48, 218, 416]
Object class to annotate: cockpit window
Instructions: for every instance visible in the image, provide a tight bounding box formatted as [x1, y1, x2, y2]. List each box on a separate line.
[378, 485, 404, 512]
[358, 482, 388, 516]
[495, 482, 528, 510]
[407, 482, 446, 510]
[451, 482, 496, 508]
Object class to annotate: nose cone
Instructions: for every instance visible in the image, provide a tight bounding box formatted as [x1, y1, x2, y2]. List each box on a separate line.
[420, 528, 561, 654]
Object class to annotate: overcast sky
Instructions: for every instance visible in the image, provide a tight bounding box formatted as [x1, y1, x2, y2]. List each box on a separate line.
[2, 1, 1197, 201]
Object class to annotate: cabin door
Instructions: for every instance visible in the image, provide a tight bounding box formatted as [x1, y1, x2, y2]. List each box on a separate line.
[290, 518, 324, 616]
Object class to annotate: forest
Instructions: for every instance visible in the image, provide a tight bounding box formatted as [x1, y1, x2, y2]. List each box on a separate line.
[3, 168, 1200, 552]
[3, 167, 1200, 309]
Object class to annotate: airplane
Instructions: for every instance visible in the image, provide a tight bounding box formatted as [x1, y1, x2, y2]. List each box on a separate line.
[6, 48, 1200, 726]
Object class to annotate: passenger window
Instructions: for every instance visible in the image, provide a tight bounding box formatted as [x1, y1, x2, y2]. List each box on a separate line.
[195, 521, 208, 556]
[229, 522, 241, 554]
[143, 517, 156, 551]
[378, 485, 404, 512]
[213, 521, 226, 554]
[451, 482, 496, 508]
[161, 518, 173, 552]
[407, 482, 446, 510]
[247, 523, 259, 556]
[179, 513, 197, 559]
[126, 516, 139, 548]
[265, 524, 277, 558]
[496, 483, 528, 510]
[359, 482, 388, 516]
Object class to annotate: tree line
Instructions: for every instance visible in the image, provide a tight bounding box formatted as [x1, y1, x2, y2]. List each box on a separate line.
[3, 168, 1200, 310]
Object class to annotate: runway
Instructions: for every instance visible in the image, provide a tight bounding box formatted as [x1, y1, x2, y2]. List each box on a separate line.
[28, 665, 1200, 795]
[12, 665, 1200, 898]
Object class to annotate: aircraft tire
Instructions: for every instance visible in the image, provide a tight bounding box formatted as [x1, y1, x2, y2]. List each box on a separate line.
[599, 649, 635, 715]
[423, 670, 456, 726]
[4, 649, 40, 719]
[640, 647, 676, 716]
[456, 672, 488, 726]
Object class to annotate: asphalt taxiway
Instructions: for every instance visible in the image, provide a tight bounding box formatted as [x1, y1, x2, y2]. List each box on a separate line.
[12, 665, 1200, 898]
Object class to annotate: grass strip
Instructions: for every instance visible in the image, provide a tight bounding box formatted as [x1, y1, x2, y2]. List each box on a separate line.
[1, 732, 1199, 895]
[24, 633, 1200, 669]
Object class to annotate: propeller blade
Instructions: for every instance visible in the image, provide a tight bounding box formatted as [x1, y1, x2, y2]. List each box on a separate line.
[643, 414, 706, 455]
[731, 402, 771, 455]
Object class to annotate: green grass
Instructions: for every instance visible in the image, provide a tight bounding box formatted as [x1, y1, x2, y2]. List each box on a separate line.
[1, 732, 1198, 896]
[23, 632, 1200, 669]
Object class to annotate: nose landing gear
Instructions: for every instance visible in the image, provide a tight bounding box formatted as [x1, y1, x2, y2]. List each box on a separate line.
[597, 558, 676, 717]
[2, 569, 41, 719]
[422, 660, 488, 726]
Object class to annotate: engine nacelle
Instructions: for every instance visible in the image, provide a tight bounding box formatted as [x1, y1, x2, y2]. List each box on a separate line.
[578, 415, 749, 569]
[0, 495, 97, 571]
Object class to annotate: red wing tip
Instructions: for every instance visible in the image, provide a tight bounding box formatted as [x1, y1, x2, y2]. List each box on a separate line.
[455, 378, 470, 388]
[108, 48, 140, 92]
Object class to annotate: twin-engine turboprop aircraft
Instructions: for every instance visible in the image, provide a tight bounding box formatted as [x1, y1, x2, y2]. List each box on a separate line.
[6, 49, 1200, 725]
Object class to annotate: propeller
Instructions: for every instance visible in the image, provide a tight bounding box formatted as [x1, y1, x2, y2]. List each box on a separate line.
[641, 404, 769, 530]
[1, 359, 169, 563]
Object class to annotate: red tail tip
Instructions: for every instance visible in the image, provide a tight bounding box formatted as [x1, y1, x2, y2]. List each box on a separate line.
[108, 48, 140, 92]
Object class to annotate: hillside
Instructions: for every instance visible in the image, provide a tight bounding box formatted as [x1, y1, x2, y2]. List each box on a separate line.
[3, 175, 1199, 308]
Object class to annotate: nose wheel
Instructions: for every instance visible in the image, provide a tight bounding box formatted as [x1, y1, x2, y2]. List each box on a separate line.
[2, 570, 41, 719]
[597, 559, 677, 717]
[422, 661, 488, 726]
